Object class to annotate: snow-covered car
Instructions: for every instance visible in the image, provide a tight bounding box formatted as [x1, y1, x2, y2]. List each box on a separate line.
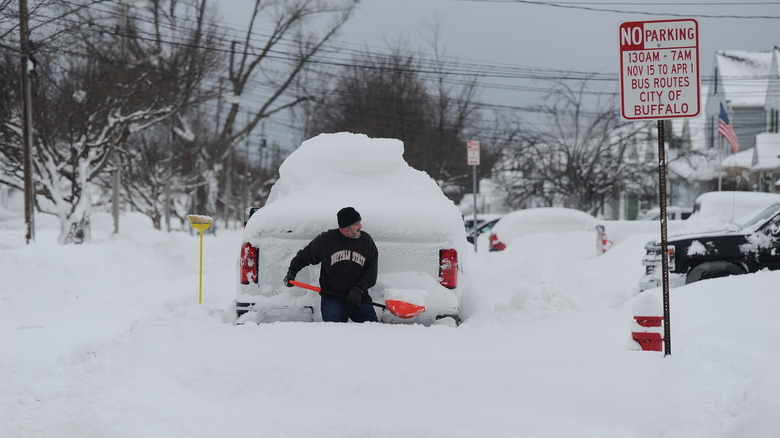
[487, 207, 601, 253]
[637, 206, 693, 221]
[463, 213, 503, 232]
[235, 133, 467, 325]
[688, 191, 780, 223]
[639, 201, 780, 291]
[465, 214, 503, 244]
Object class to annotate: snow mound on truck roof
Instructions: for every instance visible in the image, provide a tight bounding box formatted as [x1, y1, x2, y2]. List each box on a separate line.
[278, 132, 406, 179]
[251, 132, 466, 245]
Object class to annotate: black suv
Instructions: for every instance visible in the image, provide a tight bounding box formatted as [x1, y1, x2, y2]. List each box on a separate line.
[639, 202, 780, 291]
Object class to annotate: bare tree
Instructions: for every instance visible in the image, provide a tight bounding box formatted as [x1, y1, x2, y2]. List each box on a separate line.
[304, 49, 431, 143]
[303, 43, 491, 202]
[494, 80, 656, 215]
[0, 0, 16, 44]
[418, 19, 487, 197]
[117, 116, 204, 230]
[0, 0, 221, 243]
[208, 0, 357, 224]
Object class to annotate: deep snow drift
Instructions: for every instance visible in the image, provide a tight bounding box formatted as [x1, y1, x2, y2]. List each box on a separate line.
[2, 208, 779, 438]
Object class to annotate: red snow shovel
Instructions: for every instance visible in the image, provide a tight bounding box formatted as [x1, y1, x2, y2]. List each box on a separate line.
[289, 280, 425, 319]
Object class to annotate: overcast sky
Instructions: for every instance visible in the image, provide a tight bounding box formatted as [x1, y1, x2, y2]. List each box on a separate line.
[215, 0, 779, 144]
[218, 0, 777, 74]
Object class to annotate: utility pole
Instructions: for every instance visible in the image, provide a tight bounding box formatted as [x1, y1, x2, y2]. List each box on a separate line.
[113, 3, 131, 235]
[224, 143, 233, 228]
[241, 117, 251, 221]
[164, 127, 173, 233]
[19, 0, 35, 244]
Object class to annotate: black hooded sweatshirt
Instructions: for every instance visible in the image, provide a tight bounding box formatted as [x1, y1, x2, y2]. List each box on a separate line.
[287, 229, 378, 299]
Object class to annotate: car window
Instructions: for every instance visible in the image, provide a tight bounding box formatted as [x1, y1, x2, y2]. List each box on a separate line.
[769, 215, 780, 236]
[740, 203, 780, 229]
[478, 219, 498, 233]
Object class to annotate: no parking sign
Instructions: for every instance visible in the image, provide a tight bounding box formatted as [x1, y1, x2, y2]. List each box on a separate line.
[618, 19, 701, 356]
[619, 19, 700, 120]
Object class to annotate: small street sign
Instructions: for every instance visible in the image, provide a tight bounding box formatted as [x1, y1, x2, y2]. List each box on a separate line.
[467, 140, 480, 166]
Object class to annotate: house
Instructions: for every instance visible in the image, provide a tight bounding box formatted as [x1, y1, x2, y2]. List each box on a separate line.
[714, 48, 780, 193]
[720, 147, 754, 191]
[765, 48, 780, 133]
[628, 48, 780, 217]
[751, 133, 780, 192]
[705, 50, 775, 152]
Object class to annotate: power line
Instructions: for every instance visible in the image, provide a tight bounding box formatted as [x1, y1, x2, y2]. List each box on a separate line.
[467, 1, 780, 4]
[18, 2, 778, 133]
[454, 0, 780, 18]
[43, 1, 777, 91]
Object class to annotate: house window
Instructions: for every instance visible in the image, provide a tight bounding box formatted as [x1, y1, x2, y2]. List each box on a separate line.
[626, 193, 639, 220]
[758, 172, 773, 193]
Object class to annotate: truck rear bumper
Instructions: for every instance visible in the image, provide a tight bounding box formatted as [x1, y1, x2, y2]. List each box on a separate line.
[639, 273, 686, 292]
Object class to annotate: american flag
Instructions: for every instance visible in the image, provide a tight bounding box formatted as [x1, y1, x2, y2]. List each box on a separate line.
[718, 102, 740, 154]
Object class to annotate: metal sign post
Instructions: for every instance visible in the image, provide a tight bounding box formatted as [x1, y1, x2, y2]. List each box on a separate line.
[467, 140, 480, 252]
[619, 18, 700, 356]
[656, 120, 672, 356]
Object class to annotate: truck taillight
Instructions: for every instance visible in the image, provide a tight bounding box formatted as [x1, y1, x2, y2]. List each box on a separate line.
[439, 248, 458, 289]
[596, 225, 612, 254]
[488, 233, 506, 251]
[239, 242, 258, 284]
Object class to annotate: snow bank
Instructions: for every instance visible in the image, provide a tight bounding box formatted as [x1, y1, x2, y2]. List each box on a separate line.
[2, 207, 779, 437]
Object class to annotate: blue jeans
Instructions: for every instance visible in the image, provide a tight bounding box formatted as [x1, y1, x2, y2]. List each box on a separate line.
[320, 294, 378, 323]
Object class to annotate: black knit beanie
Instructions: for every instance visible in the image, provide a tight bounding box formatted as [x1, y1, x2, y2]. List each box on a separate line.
[337, 207, 361, 228]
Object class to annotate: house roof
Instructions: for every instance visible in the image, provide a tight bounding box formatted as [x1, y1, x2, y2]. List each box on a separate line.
[716, 50, 773, 107]
[721, 148, 754, 169]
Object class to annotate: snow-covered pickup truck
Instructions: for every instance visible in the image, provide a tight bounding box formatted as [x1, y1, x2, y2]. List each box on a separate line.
[639, 201, 780, 291]
[235, 133, 468, 325]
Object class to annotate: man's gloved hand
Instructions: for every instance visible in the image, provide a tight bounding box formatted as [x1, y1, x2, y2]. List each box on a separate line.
[346, 286, 363, 307]
[283, 273, 295, 287]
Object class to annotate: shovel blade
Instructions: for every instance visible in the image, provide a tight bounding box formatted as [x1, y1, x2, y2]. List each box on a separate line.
[385, 299, 426, 319]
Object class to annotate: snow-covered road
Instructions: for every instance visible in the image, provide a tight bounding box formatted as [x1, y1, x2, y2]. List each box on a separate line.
[2, 212, 779, 437]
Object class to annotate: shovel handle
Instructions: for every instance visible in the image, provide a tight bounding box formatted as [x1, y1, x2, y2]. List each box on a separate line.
[289, 280, 386, 309]
[289, 280, 321, 292]
[288, 280, 424, 319]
